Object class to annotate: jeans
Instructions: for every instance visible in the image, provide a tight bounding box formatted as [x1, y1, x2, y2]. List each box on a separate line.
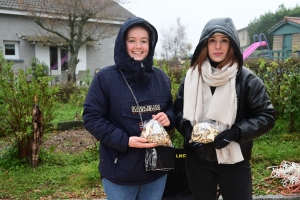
[186, 153, 252, 200]
[102, 174, 167, 200]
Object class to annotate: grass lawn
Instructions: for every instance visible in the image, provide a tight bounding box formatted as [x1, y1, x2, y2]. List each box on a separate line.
[0, 116, 299, 199]
[251, 120, 300, 195]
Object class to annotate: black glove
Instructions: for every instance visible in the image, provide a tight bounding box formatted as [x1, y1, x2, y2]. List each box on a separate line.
[212, 126, 240, 149]
[183, 121, 202, 148]
[189, 142, 202, 147]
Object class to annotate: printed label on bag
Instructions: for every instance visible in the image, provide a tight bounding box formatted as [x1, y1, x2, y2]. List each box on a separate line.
[176, 153, 186, 158]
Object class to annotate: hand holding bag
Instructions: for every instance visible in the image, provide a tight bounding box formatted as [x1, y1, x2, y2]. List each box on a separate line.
[142, 119, 175, 171]
[118, 68, 175, 171]
[189, 120, 220, 144]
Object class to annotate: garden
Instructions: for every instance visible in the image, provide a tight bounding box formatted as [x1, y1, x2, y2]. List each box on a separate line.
[0, 52, 300, 199]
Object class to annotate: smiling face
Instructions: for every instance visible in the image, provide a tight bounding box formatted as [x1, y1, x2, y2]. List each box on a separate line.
[126, 26, 149, 61]
[207, 33, 230, 63]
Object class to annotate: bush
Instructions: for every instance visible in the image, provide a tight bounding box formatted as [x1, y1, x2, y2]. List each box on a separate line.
[30, 57, 49, 79]
[245, 57, 300, 132]
[0, 50, 59, 162]
[69, 85, 89, 108]
[56, 82, 79, 103]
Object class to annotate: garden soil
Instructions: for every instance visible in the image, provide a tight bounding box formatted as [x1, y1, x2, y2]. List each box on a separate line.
[43, 128, 97, 154]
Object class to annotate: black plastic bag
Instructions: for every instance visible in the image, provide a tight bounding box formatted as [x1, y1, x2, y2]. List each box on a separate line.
[162, 148, 193, 200]
[145, 146, 175, 171]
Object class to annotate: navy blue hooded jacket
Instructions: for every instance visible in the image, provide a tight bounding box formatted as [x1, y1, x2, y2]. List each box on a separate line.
[83, 17, 175, 185]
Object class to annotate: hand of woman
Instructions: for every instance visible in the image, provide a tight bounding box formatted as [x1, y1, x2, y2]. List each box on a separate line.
[128, 136, 158, 148]
[152, 112, 170, 127]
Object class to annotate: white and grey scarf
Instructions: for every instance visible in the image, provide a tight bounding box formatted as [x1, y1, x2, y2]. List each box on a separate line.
[183, 58, 244, 164]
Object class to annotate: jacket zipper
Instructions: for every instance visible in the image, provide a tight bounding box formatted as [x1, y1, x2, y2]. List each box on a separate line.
[113, 152, 119, 171]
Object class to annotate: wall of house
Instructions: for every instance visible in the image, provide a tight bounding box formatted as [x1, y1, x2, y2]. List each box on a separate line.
[86, 25, 120, 76]
[292, 33, 300, 50]
[272, 33, 300, 57]
[292, 33, 300, 57]
[238, 29, 250, 49]
[272, 35, 283, 58]
[0, 14, 36, 70]
[273, 35, 283, 50]
[0, 13, 121, 76]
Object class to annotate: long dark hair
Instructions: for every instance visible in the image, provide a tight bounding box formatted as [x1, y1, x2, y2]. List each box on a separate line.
[192, 39, 239, 73]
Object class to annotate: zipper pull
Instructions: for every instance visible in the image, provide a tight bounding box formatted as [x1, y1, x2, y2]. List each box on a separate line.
[114, 158, 118, 164]
[141, 62, 144, 68]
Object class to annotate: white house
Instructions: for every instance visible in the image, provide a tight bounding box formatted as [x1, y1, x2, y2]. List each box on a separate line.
[237, 26, 250, 52]
[0, 0, 135, 80]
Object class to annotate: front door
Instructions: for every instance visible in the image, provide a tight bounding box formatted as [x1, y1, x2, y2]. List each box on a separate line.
[282, 34, 292, 58]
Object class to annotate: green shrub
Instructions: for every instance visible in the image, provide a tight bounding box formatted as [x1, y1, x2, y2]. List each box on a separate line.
[79, 69, 92, 86]
[0, 50, 59, 162]
[57, 82, 79, 103]
[30, 57, 49, 79]
[0, 57, 14, 137]
[69, 85, 89, 108]
[245, 57, 300, 132]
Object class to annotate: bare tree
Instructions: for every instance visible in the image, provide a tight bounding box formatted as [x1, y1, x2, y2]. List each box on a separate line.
[161, 17, 192, 66]
[20, 0, 127, 82]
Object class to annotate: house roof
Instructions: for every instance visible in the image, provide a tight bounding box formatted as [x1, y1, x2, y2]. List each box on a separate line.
[0, 0, 135, 21]
[18, 34, 97, 46]
[237, 26, 248, 32]
[268, 16, 300, 34]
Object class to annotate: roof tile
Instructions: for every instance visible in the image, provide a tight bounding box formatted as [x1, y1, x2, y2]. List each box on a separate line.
[0, 0, 135, 20]
[268, 16, 300, 33]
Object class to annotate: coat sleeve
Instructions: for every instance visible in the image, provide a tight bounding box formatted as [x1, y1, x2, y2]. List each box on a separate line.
[173, 76, 188, 136]
[234, 70, 276, 144]
[82, 72, 129, 152]
[163, 75, 176, 131]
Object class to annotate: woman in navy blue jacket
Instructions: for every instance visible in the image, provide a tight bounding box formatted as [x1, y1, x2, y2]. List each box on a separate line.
[83, 17, 175, 200]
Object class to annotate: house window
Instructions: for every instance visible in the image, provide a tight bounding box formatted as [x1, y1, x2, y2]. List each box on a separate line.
[50, 46, 58, 70]
[61, 49, 68, 71]
[50, 47, 68, 71]
[4, 41, 19, 59]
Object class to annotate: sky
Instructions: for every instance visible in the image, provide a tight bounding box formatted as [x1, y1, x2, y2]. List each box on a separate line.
[121, 0, 299, 57]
